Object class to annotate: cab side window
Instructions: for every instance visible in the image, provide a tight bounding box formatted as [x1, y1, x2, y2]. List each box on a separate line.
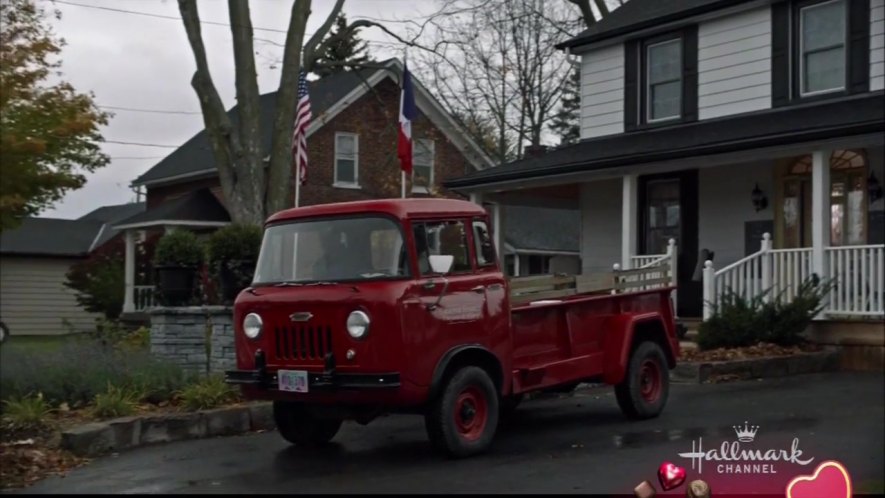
[472, 220, 496, 267]
[413, 220, 472, 275]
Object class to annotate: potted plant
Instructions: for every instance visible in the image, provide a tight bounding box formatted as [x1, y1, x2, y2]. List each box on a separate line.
[206, 223, 263, 303]
[153, 230, 205, 306]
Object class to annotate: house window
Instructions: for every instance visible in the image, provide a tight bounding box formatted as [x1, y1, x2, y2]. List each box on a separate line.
[334, 133, 359, 188]
[645, 38, 682, 122]
[644, 179, 681, 255]
[799, 0, 846, 96]
[472, 219, 496, 267]
[412, 139, 434, 193]
[527, 255, 550, 275]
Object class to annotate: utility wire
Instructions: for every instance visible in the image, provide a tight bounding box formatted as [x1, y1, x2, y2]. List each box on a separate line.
[100, 105, 203, 115]
[104, 140, 180, 148]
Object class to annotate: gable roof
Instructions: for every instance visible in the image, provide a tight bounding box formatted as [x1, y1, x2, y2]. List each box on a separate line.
[0, 202, 147, 257]
[114, 189, 230, 230]
[0, 218, 104, 257]
[503, 205, 579, 253]
[558, 0, 752, 50]
[132, 58, 494, 188]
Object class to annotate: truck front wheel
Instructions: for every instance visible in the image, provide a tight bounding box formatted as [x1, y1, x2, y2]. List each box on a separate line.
[425, 366, 499, 458]
[615, 341, 670, 420]
[273, 401, 342, 446]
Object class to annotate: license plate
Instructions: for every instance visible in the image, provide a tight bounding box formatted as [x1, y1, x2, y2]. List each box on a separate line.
[278, 370, 309, 393]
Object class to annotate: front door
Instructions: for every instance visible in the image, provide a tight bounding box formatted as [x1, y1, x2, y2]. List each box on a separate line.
[639, 170, 701, 317]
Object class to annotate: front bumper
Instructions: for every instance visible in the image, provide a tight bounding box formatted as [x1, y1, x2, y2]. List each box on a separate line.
[224, 350, 400, 391]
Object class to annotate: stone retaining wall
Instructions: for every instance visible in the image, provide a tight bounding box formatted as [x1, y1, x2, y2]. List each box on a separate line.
[149, 306, 235, 375]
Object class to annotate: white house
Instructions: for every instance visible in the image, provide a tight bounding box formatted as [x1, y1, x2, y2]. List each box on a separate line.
[447, 0, 885, 365]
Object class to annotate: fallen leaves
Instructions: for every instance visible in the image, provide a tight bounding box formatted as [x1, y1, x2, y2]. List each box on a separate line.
[682, 342, 822, 363]
[0, 438, 87, 489]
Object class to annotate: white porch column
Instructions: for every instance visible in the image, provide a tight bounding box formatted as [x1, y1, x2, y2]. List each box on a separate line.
[514, 254, 521, 276]
[469, 192, 483, 205]
[811, 150, 831, 279]
[491, 203, 504, 259]
[621, 174, 638, 269]
[123, 229, 136, 314]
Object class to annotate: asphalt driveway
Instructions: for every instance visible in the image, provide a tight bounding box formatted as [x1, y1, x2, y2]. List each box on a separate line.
[12, 372, 885, 495]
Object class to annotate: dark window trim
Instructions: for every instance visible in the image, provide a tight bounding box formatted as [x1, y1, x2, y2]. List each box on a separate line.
[774, 0, 869, 107]
[625, 26, 698, 131]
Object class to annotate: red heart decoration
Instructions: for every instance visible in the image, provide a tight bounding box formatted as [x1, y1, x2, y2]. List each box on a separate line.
[786, 461, 852, 498]
[657, 461, 686, 491]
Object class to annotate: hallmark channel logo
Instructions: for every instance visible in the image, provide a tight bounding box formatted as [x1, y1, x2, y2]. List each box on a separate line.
[677, 421, 815, 475]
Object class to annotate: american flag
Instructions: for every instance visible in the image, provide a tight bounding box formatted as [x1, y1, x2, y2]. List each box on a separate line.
[292, 70, 311, 186]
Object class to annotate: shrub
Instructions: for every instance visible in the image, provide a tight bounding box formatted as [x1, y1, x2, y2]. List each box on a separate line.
[92, 383, 137, 419]
[0, 337, 189, 408]
[1, 393, 54, 431]
[697, 277, 833, 351]
[154, 230, 204, 268]
[206, 223, 262, 271]
[178, 376, 239, 411]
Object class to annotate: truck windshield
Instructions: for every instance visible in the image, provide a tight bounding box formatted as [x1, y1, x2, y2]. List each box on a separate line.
[252, 216, 409, 285]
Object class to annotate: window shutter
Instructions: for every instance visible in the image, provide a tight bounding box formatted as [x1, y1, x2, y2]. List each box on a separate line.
[682, 26, 699, 122]
[847, 0, 870, 94]
[624, 40, 639, 131]
[771, 1, 791, 107]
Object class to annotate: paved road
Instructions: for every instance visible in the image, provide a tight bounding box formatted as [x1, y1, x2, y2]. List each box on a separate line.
[14, 372, 885, 495]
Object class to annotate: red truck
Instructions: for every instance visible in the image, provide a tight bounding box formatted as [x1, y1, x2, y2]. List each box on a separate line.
[225, 198, 679, 457]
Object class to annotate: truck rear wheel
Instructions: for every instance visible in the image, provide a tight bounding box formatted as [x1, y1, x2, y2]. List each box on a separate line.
[273, 401, 342, 446]
[425, 366, 499, 458]
[615, 341, 669, 420]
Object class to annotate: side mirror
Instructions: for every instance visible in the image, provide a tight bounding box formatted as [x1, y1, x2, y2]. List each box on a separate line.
[428, 255, 454, 275]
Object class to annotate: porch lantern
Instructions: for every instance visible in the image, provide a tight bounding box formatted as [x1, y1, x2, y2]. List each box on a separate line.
[751, 183, 768, 212]
[868, 172, 883, 203]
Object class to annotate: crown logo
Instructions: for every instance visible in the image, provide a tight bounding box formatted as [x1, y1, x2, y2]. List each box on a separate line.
[733, 421, 759, 443]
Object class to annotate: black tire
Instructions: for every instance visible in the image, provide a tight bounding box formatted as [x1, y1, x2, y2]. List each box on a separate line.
[273, 401, 342, 446]
[425, 366, 499, 458]
[614, 341, 670, 420]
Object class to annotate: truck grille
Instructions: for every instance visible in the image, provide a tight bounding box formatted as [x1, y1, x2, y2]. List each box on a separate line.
[273, 325, 333, 361]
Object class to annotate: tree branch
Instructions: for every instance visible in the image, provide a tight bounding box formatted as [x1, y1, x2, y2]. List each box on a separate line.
[302, 0, 345, 70]
[265, 0, 312, 215]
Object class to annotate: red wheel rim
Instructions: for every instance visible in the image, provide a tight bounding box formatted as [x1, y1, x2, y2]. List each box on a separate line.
[454, 386, 488, 441]
[639, 359, 661, 403]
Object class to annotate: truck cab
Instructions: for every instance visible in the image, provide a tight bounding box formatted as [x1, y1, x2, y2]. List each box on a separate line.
[226, 198, 678, 458]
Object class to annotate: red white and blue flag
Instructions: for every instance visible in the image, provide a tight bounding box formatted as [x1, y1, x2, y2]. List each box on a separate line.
[292, 70, 311, 186]
[397, 59, 416, 176]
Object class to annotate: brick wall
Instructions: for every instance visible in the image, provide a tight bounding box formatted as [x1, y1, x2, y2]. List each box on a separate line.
[145, 77, 474, 210]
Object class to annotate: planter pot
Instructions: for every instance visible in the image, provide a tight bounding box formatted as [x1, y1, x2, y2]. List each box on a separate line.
[218, 260, 256, 303]
[155, 265, 197, 306]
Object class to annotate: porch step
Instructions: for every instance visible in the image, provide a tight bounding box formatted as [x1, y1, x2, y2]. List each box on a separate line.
[678, 317, 702, 341]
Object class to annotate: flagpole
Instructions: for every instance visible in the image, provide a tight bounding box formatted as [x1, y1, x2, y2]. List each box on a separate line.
[295, 176, 301, 208]
[401, 171, 405, 198]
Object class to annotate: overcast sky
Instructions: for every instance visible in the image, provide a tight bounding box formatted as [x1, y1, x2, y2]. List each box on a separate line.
[39, 0, 437, 219]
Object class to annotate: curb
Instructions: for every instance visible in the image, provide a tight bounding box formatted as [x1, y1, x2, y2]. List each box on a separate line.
[671, 349, 840, 384]
[60, 402, 275, 457]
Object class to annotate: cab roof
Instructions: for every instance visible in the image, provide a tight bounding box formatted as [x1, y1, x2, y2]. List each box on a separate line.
[266, 198, 487, 224]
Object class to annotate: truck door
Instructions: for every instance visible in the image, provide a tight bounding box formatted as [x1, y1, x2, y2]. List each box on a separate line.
[403, 219, 487, 366]
[468, 218, 509, 346]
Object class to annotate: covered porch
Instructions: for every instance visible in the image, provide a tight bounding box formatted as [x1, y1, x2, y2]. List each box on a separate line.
[452, 131, 884, 323]
[113, 188, 231, 316]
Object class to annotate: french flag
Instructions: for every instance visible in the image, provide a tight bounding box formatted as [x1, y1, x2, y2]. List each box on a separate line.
[398, 59, 416, 176]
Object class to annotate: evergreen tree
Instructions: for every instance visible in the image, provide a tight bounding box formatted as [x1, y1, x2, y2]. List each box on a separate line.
[313, 14, 371, 78]
[550, 65, 580, 146]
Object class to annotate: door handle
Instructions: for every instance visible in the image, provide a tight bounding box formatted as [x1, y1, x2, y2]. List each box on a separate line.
[470, 285, 485, 293]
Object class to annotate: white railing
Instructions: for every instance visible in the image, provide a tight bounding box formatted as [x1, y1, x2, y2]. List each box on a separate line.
[622, 239, 678, 312]
[703, 232, 884, 319]
[769, 247, 813, 302]
[826, 245, 885, 316]
[134, 285, 156, 311]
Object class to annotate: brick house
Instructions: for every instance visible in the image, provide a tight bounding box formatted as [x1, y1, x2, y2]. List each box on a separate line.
[113, 58, 580, 314]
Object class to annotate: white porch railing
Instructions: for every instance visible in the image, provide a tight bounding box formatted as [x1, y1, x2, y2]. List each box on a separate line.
[826, 245, 885, 316]
[134, 285, 156, 311]
[703, 232, 884, 319]
[631, 253, 666, 269]
[621, 239, 678, 312]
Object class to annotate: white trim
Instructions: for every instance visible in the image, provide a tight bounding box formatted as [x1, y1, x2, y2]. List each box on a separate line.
[412, 138, 435, 194]
[114, 220, 230, 230]
[798, 0, 847, 97]
[645, 38, 683, 123]
[333, 132, 359, 188]
[509, 248, 580, 256]
[88, 223, 108, 253]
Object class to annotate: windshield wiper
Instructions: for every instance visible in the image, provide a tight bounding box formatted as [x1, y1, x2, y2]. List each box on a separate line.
[304, 281, 337, 286]
[273, 281, 304, 287]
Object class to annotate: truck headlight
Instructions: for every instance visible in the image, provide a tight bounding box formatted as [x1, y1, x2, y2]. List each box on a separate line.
[243, 313, 263, 339]
[346, 310, 370, 339]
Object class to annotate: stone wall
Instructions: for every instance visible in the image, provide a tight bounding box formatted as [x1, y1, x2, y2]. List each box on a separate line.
[149, 306, 235, 375]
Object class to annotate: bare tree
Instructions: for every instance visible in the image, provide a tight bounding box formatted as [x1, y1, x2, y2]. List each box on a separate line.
[178, 0, 353, 224]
